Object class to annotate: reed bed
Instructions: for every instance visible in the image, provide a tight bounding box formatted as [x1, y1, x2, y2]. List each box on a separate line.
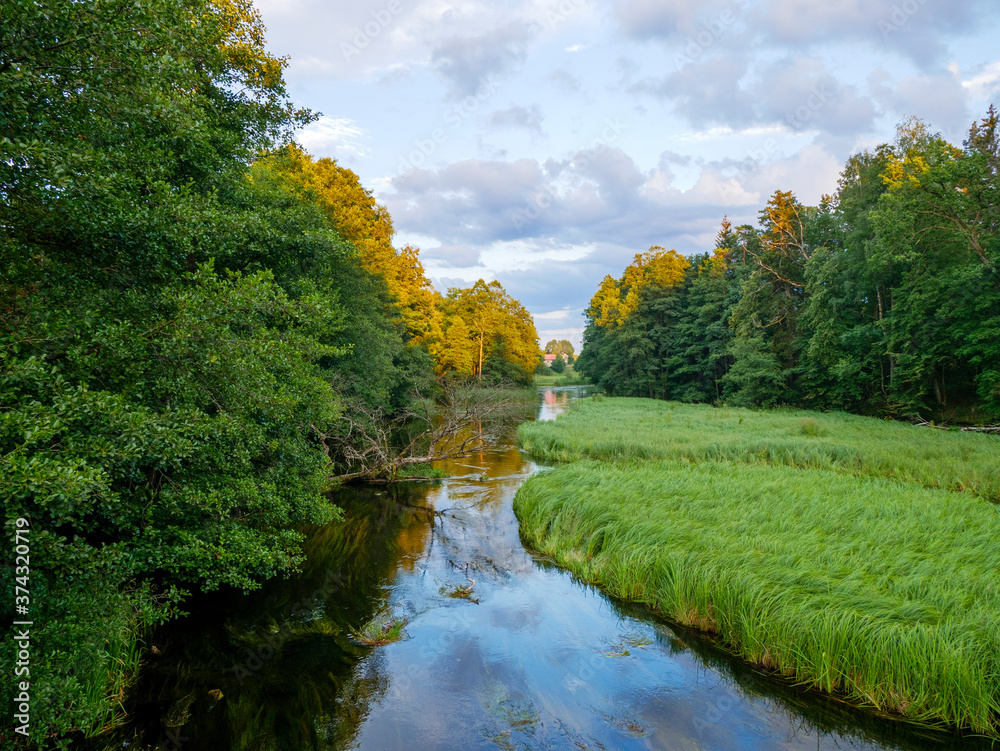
[518, 397, 1000, 501]
[514, 459, 1000, 736]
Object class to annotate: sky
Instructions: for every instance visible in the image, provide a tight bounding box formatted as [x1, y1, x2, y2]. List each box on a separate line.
[254, 0, 1000, 350]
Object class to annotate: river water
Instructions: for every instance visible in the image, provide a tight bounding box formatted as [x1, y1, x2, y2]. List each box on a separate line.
[117, 386, 987, 751]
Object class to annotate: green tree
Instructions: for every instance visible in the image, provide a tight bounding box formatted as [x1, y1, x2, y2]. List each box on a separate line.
[720, 336, 786, 407]
[871, 112, 1000, 416]
[0, 0, 415, 742]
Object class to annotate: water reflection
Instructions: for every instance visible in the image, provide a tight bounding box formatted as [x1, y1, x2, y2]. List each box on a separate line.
[537, 385, 579, 422]
[106, 386, 989, 751]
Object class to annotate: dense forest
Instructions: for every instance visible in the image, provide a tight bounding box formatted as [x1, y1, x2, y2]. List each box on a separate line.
[576, 112, 1000, 422]
[0, 0, 537, 744]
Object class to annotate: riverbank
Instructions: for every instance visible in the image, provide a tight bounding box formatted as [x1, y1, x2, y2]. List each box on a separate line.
[513, 397, 1000, 738]
[519, 396, 1000, 500]
[533, 364, 590, 387]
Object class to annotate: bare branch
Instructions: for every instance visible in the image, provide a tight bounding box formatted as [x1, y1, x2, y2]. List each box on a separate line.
[324, 382, 520, 484]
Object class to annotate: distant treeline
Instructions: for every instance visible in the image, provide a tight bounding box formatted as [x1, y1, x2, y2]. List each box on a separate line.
[0, 0, 536, 743]
[576, 112, 1000, 422]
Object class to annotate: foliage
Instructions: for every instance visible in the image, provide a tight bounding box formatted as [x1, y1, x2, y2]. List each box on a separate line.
[533, 364, 590, 387]
[446, 280, 540, 381]
[255, 145, 445, 352]
[245, 148, 544, 385]
[0, 0, 500, 742]
[1, 0, 311, 292]
[0, 550, 174, 746]
[550, 354, 566, 373]
[323, 384, 525, 482]
[720, 336, 785, 407]
[544, 339, 575, 358]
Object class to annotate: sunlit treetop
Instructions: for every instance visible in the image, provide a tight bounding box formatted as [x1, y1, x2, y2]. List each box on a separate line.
[587, 246, 687, 327]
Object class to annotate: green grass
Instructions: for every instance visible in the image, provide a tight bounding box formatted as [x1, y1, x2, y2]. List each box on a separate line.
[514, 396, 1000, 736]
[533, 364, 590, 387]
[514, 459, 1000, 736]
[518, 397, 1000, 501]
[396, 462, 447, 480]
[352, 612, 408, 645]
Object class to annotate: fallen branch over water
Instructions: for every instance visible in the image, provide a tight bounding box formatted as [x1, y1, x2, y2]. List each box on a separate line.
[318, 383, 524, 484]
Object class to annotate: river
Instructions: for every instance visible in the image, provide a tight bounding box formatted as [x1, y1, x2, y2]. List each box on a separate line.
[114, 386, 987, 751]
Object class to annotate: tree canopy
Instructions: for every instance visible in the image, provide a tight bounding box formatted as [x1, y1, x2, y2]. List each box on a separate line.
[0, 0, 538, 742]
[576, 110, 1000, 421]
[445, 280, 540, 384]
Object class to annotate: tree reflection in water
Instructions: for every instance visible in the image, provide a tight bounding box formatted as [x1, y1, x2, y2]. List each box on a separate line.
[103, 387, 989, 751]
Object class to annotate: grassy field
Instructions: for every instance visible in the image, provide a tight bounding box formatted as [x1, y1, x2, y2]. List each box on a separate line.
[513, 397, 1000, 736]
[533, 364, 590, 387]
[518, 397, 1000, 501]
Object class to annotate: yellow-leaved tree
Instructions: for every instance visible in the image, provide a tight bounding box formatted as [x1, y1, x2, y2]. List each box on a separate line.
[253, 148, 541, 381]
[435, 315, 475, 376]
[446, 280, 540, 379]
[257, 145, 444, 349]
[589, 246, 688, 327]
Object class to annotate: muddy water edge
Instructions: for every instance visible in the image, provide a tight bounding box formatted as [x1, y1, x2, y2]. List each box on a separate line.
[102, 386, 990, 751]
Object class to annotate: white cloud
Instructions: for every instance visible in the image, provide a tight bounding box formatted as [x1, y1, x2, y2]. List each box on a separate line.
[869, 69, 970, 140]
[479, 240, 594, 273]
[534, 308, 578, 320]
[256, 0, 998, 349]
[296, 117, 370, 160]
[961, 60, 1000, 100]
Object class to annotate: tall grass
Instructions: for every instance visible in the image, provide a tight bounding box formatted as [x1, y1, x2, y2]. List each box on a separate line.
[513, 459, 1000, 736]
[518, 397, 1000, 501]
[533, 364, 590, 387]
[0, 571, 164, 748]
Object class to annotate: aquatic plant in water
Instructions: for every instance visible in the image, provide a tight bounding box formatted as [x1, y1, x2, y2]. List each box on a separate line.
[352, 612, 408, 645]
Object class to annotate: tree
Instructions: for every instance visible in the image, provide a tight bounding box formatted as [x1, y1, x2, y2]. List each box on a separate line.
[446, 280, 540, 380]
[545, 339, 575, 358]
[254, 147, 445, 352]
[720, 336, 786, 407]
[871, 112, 1000, 415]
[322, 385, 518, 482]
[575, 246, 694, 396]
[436, 315, 476, 377]
[729, 191, 815, 371]
[1, 0, 312, 291]
[796, 148, 894, 412]
[0, 0, 432, 742]
[550, 354, 566, 373]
